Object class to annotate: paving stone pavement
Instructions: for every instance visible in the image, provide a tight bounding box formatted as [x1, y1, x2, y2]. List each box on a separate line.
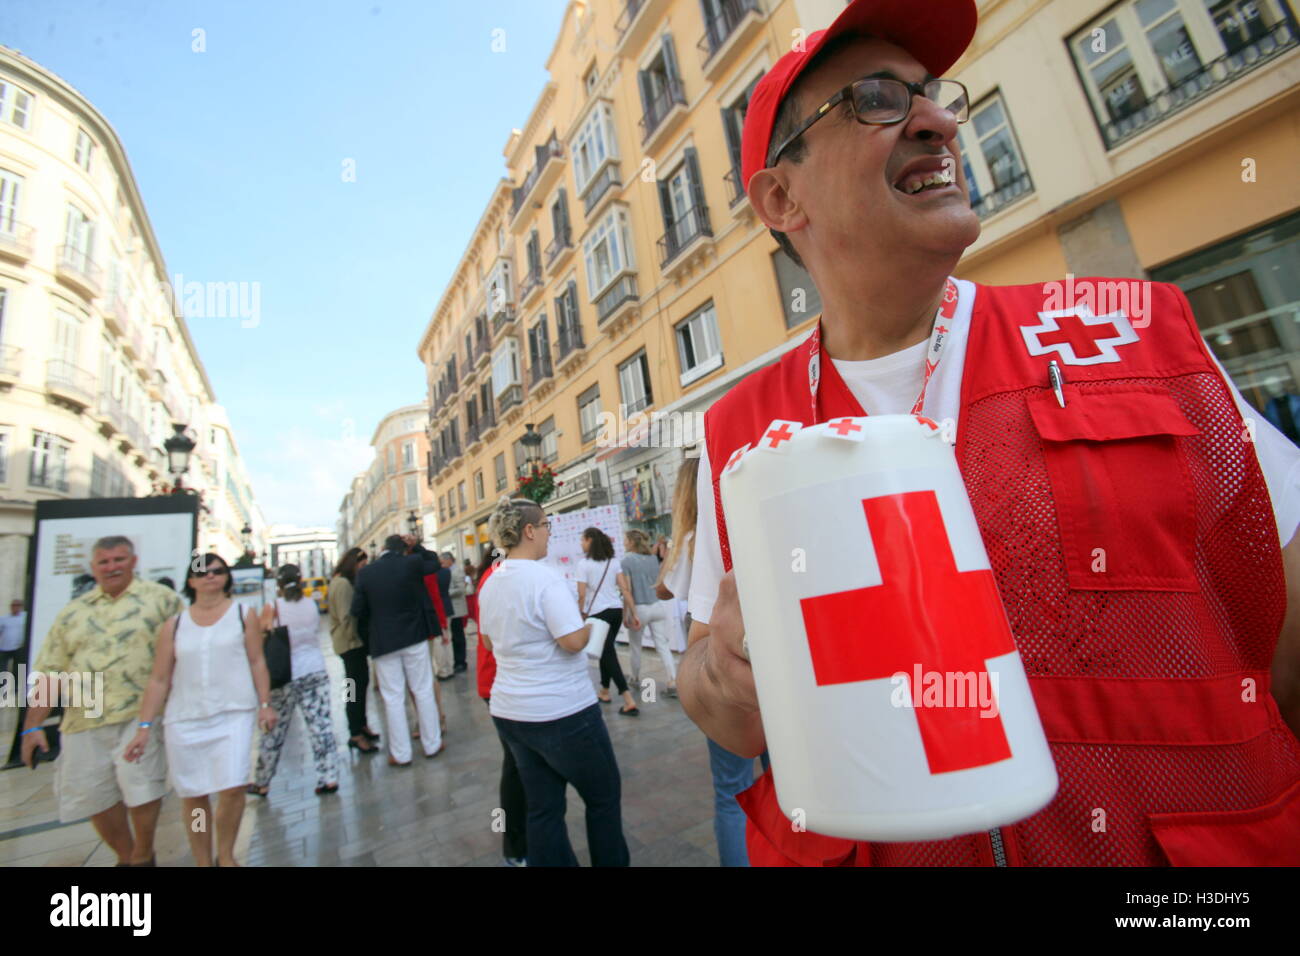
[0, 615, 740, 866]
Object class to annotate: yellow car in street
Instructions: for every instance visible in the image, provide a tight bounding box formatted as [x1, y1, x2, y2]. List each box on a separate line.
[302, 577, 329, 613]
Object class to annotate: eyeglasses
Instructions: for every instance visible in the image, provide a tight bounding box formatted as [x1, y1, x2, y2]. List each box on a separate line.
[191, 567, 230, 578]
[769, 76, 970, 168]
[535, 521, 551, 531]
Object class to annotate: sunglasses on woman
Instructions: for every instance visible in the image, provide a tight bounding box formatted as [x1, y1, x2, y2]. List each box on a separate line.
[190, 566, 230, 578]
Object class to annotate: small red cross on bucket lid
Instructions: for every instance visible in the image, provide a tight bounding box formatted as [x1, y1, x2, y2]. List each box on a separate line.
[758, 420, 802, 453]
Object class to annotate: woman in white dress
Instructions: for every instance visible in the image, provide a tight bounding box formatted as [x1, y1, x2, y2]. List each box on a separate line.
[125, 552, 275, 867]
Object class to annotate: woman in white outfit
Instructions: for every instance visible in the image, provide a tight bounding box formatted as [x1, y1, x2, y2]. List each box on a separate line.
[125, 552, 275, 867]
[249, 564, 340, 797]
[620, 530, 678, 697]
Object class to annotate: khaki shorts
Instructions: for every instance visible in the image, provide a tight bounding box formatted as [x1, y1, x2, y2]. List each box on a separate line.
[55, 719, 169, 822]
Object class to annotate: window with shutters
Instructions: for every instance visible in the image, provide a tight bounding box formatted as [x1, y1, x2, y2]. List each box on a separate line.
[657, 149, 712, 265]
[494, 453, 507, 491]
[638, 36, 687, 142]
[30, 430, 71, 491]
[676, 301, 724, 385]
[538, 417, 558, 464]
[547, 190, 573, 267]
[721, 72, 763, 204]
[0, 81, 33, 130]
[555, 281, 585, 359]
[578, 384, 603, 444]
[618, 351, 653, 414]
[405, 475, 418, 505]
[74, 129, 95, 173]
[403, 440, 415, 468]
[475, 470, 485, 501]
[0, 168, 24, 237]
[522, 230, 542, 291]
[528, 317, 553, 387]
[62, 204, 96, 274]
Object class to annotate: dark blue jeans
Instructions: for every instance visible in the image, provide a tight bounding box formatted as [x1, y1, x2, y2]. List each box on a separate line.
[493, 703, 630, 867]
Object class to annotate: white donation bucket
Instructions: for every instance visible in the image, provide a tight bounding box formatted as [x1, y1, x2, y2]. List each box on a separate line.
[720, 415, 1058, 841]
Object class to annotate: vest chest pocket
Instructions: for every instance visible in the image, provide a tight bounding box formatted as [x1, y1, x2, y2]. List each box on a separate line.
[1026, 385, 1202, 592]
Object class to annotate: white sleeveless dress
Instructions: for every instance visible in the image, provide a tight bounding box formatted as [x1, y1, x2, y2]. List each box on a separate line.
[164, 602, 259, 797]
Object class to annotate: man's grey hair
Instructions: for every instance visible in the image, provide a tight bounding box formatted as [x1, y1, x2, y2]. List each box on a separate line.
[91, 535, 135, 555]
[441, 551, 455, 561]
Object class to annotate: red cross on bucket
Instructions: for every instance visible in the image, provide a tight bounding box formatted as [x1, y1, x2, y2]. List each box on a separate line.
[1034, 312, 1120, 360]
[724, 443, 750, 472]
[763, 422, 797, 449]
[828, 418, 863, 437]
[799, 490, 1015, 774]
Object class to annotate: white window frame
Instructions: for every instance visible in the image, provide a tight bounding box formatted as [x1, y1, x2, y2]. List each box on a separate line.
[485, 258, 514, 311]
[539, 417, 558, 463]
[572, 101, 619, 195]
[0, 80, 33, 130]
[675, 302, 724, 385]
[74, 129, 95, 173]
[618, 351, 653, 412]
[402, 440, 415, 468]
[405, 475, 418, 506]
[30, 430, 71, 491]
[63, 203, 95, 268]
[958, 91, 1031, 202]
[0, 168, 23, 236]
[582, 205, 635, 300]
[491, 337, 521, 396]
[578, 385, 602, 442]
[494, 453, 507, 491]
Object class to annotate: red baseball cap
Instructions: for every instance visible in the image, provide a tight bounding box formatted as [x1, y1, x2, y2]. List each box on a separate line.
[741, 0, 978, 189]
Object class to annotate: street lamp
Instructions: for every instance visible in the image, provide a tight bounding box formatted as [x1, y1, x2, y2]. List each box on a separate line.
[407, 510, 420, 536]
[163, 423, 196, 494]
[519, 423, 542, 477]
[241, 524, 252, 552]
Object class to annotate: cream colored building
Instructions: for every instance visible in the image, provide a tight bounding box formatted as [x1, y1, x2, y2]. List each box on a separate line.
[0, 46, 267, 604]
[417, 0, 1300, 554]
[266, 524, 339, 581]
[338, 403, 433, 555]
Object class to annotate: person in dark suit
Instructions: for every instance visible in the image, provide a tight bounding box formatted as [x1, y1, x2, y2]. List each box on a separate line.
[351, 534, 445, 766]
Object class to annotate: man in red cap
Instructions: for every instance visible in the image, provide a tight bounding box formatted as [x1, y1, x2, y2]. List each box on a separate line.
[679, 0, 1300, 866]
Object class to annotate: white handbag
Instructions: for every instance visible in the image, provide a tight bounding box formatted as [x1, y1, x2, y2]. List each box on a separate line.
[582, 560, 612, 658]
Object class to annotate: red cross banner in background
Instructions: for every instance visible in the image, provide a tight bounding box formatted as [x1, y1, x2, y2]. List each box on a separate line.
[799, 490, 1015, 774]
[1020, 306, 1138, 366]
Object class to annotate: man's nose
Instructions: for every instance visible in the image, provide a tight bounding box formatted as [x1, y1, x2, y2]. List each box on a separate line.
[904, 92, 960, 146]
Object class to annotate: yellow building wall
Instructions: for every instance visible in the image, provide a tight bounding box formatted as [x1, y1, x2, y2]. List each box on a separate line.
[957, 227, 1070, 286]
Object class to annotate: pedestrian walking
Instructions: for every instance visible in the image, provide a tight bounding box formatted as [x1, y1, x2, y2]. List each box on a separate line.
[21, 535, 181, 866]
[577, 527, 638, 716]
[125, 552, 274, 866]
[620, 530, 678, 697]
[250, 564, 340, 796]
[479, 498, 629, 867]
[329, 548, 380, 754]
[0, 598, 25, 680]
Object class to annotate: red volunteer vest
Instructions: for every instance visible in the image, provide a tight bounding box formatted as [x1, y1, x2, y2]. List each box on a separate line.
[706, 279, 1300, 866]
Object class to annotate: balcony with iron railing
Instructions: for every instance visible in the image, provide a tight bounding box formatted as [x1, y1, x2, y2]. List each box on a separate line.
[474, 330, 493, 368]
[56, 245, 103, 299]
[556, 319, 585, 363]
[29, 459, 70, 493]
[101, 291, 130, 336]
[544, 226, 574, 271]
[491, 301, 518, 337]
[614, 0, 670, 55]
[466, 416, 486, 447]
[0, 344, 22, 383]
[511, 133, 565, 226]
[638, 77, 688, 148]
[581, 162, 622, 217]
[0, 222, 35, 263]
[497, 383, 524, 417]
[518, 265, 544, 305]
[1097, 20, 1297, 149]
[595, 274, 639, 326]
[657, 204, 714, 269]
[95, 392, 127, 434]
[971, 170, 1035, 221]
[697, 0, 763, 79]
[723, 165, 747, 208]
[529, 349, 554, 390]
[46, 358, 96, 409]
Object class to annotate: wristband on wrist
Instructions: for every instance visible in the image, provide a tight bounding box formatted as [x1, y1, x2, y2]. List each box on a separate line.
[20, 727, 42, 737]
[260, 702, 271, 708]
[138, 721, 152, 729]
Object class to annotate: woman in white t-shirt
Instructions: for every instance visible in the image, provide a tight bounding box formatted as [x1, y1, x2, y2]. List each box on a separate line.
[249, 564, 340, 798]
[478, 497, 630, 867]
[577, 528, 639, 716]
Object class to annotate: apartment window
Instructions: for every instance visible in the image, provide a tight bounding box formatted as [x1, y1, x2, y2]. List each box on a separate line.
[555, 281, 584, 356]
[90, 455, 107, 497]
[528, 317, 552, 380]
[638, 36, 686, 139]
[448, 489, 456, 518]
[0, 168, 23, 235]
[0, 429, 9, 483]
[772, 249, 824, 329]
[74, 129, 95, 173]
[30, 431, 71, 491]
[721, 72, 763, 200]
[618, 351, 653, 413]
[524, 230, 542, 280]
[474, 470, 485, 501]
[676, 301, 724, 385]
[0, 80, 33, 130]
[479, 380, 494, 423]
[63, 204, 96, 270]
[458, 481, 468, 511]
[494, 453, 507, 491]
[402, 440, 415, 468]
[512, 437, 529, 474]
[492, 338, 521, 396]
[583, 206, 635, 298]
[539, 417, 558, 464]
[53, 308, 82, 366]
[658, 149, 710, 261]
[1069, 0, 1297, 148]
[578, 385, 603, 444]
[439, 494, 447, 522]
[959, 92, 1034, 217]
[405, 475, 418, 506]
[583, 63, 599, 97]
[573, 102, 618, 194]
[550, 190, 572, 246]
[485, 258, 513, 314]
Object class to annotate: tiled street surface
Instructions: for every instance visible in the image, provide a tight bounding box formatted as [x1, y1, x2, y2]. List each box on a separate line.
[0, 616, 730, 866]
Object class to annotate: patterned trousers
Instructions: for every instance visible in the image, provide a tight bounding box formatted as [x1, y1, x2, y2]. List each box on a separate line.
[254, 670, 339, 789]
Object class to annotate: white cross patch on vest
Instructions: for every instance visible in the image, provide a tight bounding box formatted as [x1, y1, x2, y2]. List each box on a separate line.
[1020, 306, 1139, 366]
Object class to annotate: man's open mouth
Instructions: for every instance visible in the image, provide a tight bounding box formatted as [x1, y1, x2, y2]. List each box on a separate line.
[894, 170, 957, 195]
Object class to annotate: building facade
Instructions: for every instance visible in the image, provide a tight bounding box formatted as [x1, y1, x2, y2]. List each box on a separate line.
[338, 403, 433, 555]
[266, 525, 339, 580]
[0, 46, 266, 605]
[416, 0, 1300, 561]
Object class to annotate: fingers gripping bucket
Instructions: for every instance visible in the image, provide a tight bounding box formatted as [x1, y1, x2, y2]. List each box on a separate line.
[720, 415, 1058, 842]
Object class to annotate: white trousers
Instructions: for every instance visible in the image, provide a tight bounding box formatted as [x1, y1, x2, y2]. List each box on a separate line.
[374, 642, 442, 763]
[626, 600, 677, 685]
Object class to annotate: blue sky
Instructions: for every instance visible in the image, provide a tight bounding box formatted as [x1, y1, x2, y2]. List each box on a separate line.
[2, 0, 569, 528]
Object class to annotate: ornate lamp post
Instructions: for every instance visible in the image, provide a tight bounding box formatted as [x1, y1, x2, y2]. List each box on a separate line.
[407, 509, 421, 538]
[163, 423, 196, 494]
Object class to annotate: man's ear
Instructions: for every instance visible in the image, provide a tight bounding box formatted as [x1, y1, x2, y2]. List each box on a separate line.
[748, 167, 808, 237]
